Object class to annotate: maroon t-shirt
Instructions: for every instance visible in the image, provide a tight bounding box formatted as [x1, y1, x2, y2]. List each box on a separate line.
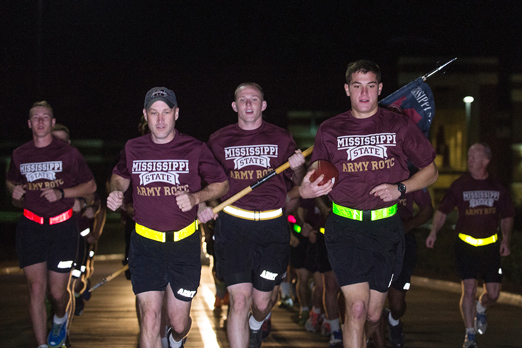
[7, 138, 94, 217]
[311, 108, 436, 210]
[397, 188, 432, 222]
[208, 121, 297, 211]
[113, 130, 227, 231]
[437, 173, 515, 239]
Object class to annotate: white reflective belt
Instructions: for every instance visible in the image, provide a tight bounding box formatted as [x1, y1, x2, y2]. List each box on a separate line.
[223, 206, 283, 221]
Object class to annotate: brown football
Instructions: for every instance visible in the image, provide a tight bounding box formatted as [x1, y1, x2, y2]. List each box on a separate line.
[309, 160, 338, 186]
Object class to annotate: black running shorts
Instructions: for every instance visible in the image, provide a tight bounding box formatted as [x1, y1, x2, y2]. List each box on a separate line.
[315, 233, 332, 274]
[16, 215, 79, 273]
[290, 232, 317, 272]
[214, 212, 290, 292]
[129, 230, 201, 300]
[455, 237, 502, 283]
[391, 232, 417, 291]
[325, 213, 405, 293]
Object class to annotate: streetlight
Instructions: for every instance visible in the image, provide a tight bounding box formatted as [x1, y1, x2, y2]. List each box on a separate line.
[463, 96, 474, 148]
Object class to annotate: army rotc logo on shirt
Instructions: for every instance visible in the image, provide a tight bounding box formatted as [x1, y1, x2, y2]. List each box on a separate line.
[20, 161, 63, 182]
[224, 145, 278, 169]
[337, 133, 397, 161]
[463, 190, 499, 208]
[132, 160, 189, 185]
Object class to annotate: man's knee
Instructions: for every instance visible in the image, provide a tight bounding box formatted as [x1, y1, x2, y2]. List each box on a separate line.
[347, 300, 368, 321]
[170, 316, 192, 340]
[252, 299, 270, 314]
[483, 288, 500, 303]
[367, 309, 382, 324]
[462, 282, 477, 298]
[230, 291, 251, 313]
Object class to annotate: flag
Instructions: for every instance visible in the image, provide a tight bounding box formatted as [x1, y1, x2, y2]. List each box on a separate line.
[379, 77, 435, 137]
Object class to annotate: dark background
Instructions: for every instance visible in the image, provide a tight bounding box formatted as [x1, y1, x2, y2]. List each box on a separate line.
[2, 1, 521, 143]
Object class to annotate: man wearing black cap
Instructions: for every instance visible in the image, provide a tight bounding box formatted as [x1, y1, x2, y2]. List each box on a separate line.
[107, 87, 228, 348]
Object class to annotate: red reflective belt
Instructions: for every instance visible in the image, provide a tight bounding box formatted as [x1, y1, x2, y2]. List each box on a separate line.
[23, 209, 73, 225]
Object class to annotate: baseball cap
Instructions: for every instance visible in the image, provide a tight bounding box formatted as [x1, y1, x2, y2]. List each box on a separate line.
[144, 87, 177, 109]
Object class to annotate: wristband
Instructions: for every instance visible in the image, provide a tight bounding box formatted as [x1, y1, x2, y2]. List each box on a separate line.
[58, 188, 65, 200]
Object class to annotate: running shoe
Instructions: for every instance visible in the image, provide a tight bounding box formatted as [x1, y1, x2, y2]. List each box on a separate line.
[279, 295, 294, 309]
[462, 331, 477, 348]
[305, 311, 321, 332]
[321, 320, 331, 336]
[474, 310, 487, 335]
[248, 327, 263, 348]
[47, 321, 67, 347]
[329, 329, 343, 347]
[297, 310, 309, 326]
[388, 320, 405, 347]
[261, 316, 272, 340]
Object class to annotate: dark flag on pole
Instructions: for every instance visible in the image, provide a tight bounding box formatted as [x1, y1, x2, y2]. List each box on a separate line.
[379, 77, 435, 137]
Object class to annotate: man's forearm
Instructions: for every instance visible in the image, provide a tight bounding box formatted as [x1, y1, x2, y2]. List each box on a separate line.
[500, 217, 514, 243]
[109, 174, 130, 193]
[430, 210, 447, 235]
[194, 181, 228, 206]
[403, 162, 439, 194]
[64, 179, 97, 199]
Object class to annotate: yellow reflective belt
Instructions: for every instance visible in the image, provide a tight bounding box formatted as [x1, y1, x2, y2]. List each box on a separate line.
[458, 233, 498, 247]
[332, 203, 397, 221]
[135, 221, 198, 243]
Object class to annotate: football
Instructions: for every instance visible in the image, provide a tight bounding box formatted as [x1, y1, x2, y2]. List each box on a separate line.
[309, 160, 338, 186]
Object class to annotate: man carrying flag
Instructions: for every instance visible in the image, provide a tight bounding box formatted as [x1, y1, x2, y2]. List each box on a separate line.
[299, 59, 438, 348]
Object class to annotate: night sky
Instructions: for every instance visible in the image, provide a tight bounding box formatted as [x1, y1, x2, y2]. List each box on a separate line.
[2, 1, 521, 143]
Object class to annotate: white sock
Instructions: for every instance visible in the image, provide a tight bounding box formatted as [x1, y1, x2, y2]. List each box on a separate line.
[300, 306, 309, 313]
[330, 318, 340, 332]
[53, 313, 68, 325]
[476, 300, 487, 313]
[388, 311, 400, 326]
[161, 336, 169, 348]
[312, 306, 321, 314]
[280, 281, 292, 297]
[168, 334, 183, 348]
[249, 314, 264, 330]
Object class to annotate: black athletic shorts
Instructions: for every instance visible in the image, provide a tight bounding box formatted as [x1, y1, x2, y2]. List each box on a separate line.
[455, 237, 502, 283]
[290, 232, 317, 272]
[129, 230, 201, 300]
[325, 213, 405, 293]
[214, 212, 290, 292]
[16, 215, 79, 273]
[391, 232, 417, 291]
[72, 233, 86, 279]
[315, 233, 332, 274]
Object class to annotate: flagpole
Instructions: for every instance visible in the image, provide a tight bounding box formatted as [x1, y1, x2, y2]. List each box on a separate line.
[422, 57, 457, 81]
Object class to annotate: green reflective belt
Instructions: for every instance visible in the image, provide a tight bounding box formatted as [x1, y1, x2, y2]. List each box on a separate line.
[332, 202, 397, 221]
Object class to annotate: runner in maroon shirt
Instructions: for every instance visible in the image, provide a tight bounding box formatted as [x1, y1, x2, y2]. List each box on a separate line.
[299, 60, 438, 348]
[6, 101, 97, 348]
[107, 87, 228, 348]
[426, 143, 514, 348]
[372, 187, 433, 348]
[200, 82, 306, 348]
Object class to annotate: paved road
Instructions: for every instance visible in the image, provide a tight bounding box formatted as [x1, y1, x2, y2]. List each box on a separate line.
[1, 256, 521, 348]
